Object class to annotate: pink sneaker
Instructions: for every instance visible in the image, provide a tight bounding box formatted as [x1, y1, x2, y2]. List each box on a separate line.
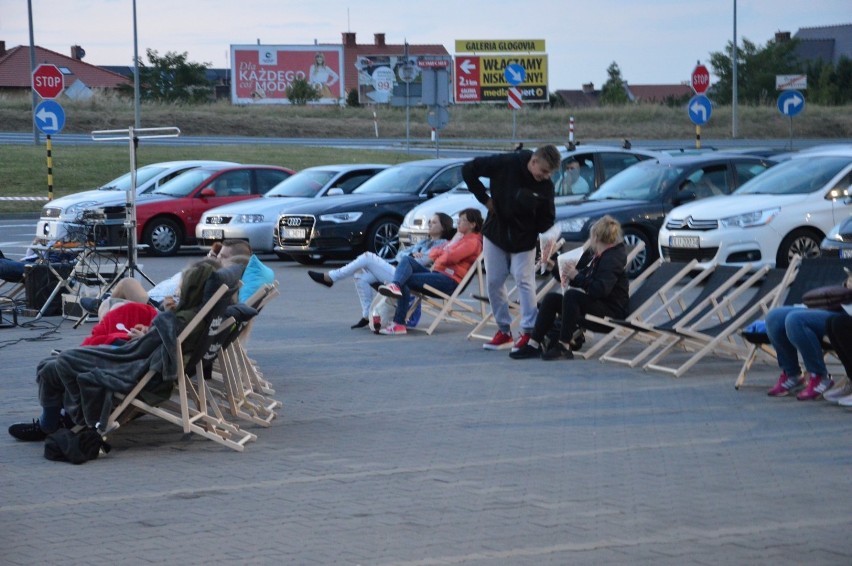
[511, 333, 531, 353]
[796, 374, 834, 401]
[483, 330, 513, 350]
[379, 323, 407, 335]
[378, 283, 402, 298]
[767, 372, 804, 397]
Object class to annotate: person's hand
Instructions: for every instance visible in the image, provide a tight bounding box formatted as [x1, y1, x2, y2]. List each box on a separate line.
[412, 251, 423, 259]
[128, 324, 148, 340]
[162, 296, 178, 312]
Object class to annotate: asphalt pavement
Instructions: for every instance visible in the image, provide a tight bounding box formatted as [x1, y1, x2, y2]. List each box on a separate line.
[1, 250, 851, 565]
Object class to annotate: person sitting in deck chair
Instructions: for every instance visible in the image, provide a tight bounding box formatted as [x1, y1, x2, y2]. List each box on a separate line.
[376, 208, 483, 336]
[510, 215, 629, 361]
[7, 257, 238, 442]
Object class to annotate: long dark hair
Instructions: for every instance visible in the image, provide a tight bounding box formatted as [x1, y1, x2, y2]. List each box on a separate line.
[459, 208, 484, 233]
[434, 212, 455, 240]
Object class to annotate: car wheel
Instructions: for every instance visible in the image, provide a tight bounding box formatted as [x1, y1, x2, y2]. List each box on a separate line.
[143, 217, 182, 256]
[623, 228, 652, 278]
[274, 252, 292, 261]
[367, 218, 400, 260]
[293, 254, 325, 266]
[776, 228, 822, 267]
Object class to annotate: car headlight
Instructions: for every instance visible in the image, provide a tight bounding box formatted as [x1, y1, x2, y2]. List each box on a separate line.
[66, 201, 99, 215]
[718, 207, 780, 228]
[559, 216, 590, 234]
[319, 212, 363, 223]
[236, 214, 265, 223]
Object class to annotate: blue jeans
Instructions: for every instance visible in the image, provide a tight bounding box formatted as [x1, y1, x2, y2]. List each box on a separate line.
[391, 256, 457, 324]
[0, 258, 28, 283]
[765, 306, 833, 377]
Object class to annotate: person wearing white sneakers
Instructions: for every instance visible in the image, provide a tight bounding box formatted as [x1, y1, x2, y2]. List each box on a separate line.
[462, 145, 560, 352]
[377, 208, 483, 335]
[824, 313, 852, 405]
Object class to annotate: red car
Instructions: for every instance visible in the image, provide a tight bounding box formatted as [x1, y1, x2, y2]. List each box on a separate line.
[115, 164, 294, 256]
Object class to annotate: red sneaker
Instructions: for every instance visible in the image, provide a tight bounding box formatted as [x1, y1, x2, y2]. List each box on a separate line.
[483, 330, 513, 350]
[511, 333, 531, 353]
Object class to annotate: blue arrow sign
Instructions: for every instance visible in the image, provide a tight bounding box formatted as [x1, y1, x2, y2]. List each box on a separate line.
[687, 94, 712, 126]
[504, 63, 526, 86]
[34, 99, 65, 134]
[777, 90, 805, 117]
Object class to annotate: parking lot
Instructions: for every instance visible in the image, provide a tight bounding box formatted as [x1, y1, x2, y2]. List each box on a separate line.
[2, 232, 851, 565]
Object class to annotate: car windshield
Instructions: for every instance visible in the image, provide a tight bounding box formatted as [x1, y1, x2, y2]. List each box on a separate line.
[734, 156, 851, 196]
[153, 169, 219, 197]
[98, 165, 167, 191]
[265, 170, 336, 198]
[589, 161, 685, 202]
[353, 164, 436, 195]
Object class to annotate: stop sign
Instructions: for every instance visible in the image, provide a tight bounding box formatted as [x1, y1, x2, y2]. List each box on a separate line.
[32, 64, 64, 99]
[691, 64, 710, 95]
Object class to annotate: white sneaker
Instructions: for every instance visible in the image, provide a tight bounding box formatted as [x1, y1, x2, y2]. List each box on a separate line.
[837, 392, 852, 407]
[824, 378, 852, 403]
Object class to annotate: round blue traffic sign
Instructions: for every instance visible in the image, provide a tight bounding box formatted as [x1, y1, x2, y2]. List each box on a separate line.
[34, 99, 66, 134]
[777, 90, 805, 117]
[504, 63, 526, 86]
[687, 95, 712, 126]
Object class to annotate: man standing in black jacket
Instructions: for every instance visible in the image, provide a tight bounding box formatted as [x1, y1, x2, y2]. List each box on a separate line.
[463, 145, 560, 352]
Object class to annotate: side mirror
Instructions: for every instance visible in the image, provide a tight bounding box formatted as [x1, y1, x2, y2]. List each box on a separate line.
[326, 188, 344, 196]
[200, 187, 216, 198]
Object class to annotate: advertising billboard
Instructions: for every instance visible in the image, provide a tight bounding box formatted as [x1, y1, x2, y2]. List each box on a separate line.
[356, 54, 452, 105]
[231, 45, 344, 105]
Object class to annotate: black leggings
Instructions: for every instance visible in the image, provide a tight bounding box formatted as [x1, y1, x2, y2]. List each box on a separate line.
[826, 314, 852, 377]
[532, 289, 625, 343]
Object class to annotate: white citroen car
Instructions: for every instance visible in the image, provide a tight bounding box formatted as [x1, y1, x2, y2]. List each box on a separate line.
[659, 147, 852, 269]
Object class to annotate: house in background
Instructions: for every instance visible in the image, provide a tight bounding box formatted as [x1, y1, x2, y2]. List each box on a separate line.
[0, 41, 129, 99]
[555, 81, 691, 107]
[790, 24, 852, 65]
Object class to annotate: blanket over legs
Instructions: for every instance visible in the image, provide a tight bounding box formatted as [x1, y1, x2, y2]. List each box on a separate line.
[37, 312, 180, 428]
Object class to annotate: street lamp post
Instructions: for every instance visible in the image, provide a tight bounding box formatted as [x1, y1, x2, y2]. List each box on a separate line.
[732, 0, 739, 138]
[133, 0, 141, 129]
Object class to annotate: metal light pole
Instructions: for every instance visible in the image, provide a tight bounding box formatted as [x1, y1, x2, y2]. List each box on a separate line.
[732, 0, 739, 138]
[133, 0, 141, 129]
[27, 0, 39, 144]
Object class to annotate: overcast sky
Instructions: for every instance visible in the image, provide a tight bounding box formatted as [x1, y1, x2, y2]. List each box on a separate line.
[2, 0, 849, 89]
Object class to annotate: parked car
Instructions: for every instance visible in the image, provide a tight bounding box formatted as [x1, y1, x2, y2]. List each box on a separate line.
[79, 164, 294, 256]
[196, 163, 389, 253]
[660, 147, 852, 269]
[274, 158, 465, 264]
[398, 145, 662, 246]
[35, 160, 238, 242]
[820, 215, 852, 258]
[554, 153, 777, 277]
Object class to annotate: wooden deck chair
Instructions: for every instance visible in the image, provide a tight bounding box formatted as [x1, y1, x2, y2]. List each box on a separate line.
[597, 264, 753, 366]
[209, 283, 283, 426]
[408, 253, 486, 335]
[103, 270, 257, 452]
[641, 264, 790, 378]
[572, 259, 698, 360]
[734, 255, 851, 389]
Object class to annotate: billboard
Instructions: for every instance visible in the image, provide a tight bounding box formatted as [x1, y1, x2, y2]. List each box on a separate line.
[356, 54, 452, 105]
[454, 55, 548, 103]
[231, 45, 344, 105]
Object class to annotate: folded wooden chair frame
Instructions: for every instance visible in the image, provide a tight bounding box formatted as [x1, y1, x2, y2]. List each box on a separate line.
[103, 282, 257, 452]
[409, 253, 487, 335]
[573, 258, 697, 360]
[642, 264, 789, 378]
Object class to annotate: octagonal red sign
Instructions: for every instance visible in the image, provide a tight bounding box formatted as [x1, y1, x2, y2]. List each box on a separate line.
[691, 64, 710, 95]
[32, 64, 65, 99]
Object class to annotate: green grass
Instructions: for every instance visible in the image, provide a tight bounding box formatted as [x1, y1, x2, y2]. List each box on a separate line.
[2, 92, 850, 213]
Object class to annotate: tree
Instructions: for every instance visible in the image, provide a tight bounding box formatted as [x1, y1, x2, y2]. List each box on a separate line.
[131, 49, 213, 104]
[709, 37, 799, 105]
[599, 62, 629, 105]
[286, 78, 321, 105]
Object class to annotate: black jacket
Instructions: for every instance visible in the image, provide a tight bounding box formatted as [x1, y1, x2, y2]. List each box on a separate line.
[463, 150, 555, 253]
[560, 243, 629, 318]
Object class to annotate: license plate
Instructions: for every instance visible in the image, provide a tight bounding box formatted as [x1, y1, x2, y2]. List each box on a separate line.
[202, 229, 224, 239]
[669, 235, 700, 248]
[283, 227, 306, 239]
[842, 248, 852, 259]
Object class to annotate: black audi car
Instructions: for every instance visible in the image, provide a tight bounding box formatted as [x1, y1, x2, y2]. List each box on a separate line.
[554, 153, 779, 277]
[274, 158, 465, 264]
